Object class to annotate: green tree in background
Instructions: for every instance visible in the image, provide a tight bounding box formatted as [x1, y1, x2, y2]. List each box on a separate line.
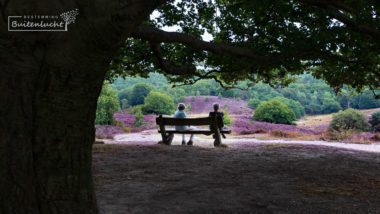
[142, 91, 176, 115]
[130, 83, 153, 106]
[369, 111, 380, 132]
[248, 98, 261, 109]
[272, 97, 305, 119]
[96, 82, 120, 125]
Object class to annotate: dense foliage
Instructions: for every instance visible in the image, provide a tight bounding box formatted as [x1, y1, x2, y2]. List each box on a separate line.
[96, 82, 120, 125]
[369, 111, 380, 132]
[142, 91, 176, 115]
[129, 83, 153, 106]
[253, 100, 296, 125]
[113, 74, 380, 117]
[329, 109, 369, 132]
[109, 1, 380, 96]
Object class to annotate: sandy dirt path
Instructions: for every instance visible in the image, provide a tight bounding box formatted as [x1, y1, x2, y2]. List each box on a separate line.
[112, 130, 380, 153]
[93, 142, 380, 213]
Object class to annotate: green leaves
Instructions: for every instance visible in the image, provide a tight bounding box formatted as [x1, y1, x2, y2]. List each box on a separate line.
[111, 0, 379, 93]
[95, 82, 120, 125]
[253, 99, 296, 124]
[142, 91, 176, 115]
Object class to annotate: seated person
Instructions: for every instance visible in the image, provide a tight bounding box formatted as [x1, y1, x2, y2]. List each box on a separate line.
[209, 103, 227, 138]
[174, 103, 195, 146]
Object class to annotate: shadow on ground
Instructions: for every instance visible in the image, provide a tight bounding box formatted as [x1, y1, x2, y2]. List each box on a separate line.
[93, 143, 380, 214]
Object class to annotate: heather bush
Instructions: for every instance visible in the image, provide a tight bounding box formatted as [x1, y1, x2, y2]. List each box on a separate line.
[269, 130, 300, 138]
[371, 134, 380, 141]
[95, 82, 119, 125]
[95, 125, 124, 139]
[142, 91, 176, 115]
[369, 111, 380, 132]
[329, 108, 369, 132]
[253, 100, 296, 124]
[129, 105, 143, 115]
[323, 129, 355, 141]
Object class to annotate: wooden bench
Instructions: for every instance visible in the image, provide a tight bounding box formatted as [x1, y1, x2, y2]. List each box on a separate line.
[156, 115, 231, 146]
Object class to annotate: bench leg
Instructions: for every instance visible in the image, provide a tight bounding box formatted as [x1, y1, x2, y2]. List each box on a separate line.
[163, 133, 174, 145]
[213, 132, 222, 147]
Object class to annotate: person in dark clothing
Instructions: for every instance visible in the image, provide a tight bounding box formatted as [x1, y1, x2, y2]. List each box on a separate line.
[209, 103, 228, 143]
[209, 103, 225, 130]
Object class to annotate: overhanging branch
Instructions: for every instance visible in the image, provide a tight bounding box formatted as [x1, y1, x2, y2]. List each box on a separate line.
[149, 42, 196, 75]
[131, 25, 273, 65]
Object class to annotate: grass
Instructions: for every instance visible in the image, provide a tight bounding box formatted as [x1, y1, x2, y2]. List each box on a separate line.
[297, 108, 380, 128]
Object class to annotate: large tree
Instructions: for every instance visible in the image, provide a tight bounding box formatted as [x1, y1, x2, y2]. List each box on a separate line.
[0, 0, 379, 213]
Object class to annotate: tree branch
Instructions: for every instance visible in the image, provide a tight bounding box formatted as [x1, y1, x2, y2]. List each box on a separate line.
[149, 42, 197, 75]
[298, 0, 380, 41]
[132, 25, 273, 65]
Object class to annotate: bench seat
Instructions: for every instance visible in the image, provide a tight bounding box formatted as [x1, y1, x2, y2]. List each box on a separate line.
[159, 128, 231, 135]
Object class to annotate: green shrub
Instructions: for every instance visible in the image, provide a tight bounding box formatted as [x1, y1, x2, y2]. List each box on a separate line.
[272, 97, 305, 119]
[134, 107, 144, 127]
[323, 129, 355, 141]
[329, 108, 369, 132]
[248, 98, 261, 109]
[128, 105, 143, 114]
[253, 100, 296, 124]
[223, 111, 233, 126]
[142, 91, 176, 115]
[369, 111, 380, 132]
[95, 82, 119, 125]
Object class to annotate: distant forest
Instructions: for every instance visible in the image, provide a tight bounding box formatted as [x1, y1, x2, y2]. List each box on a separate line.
[109, 73, 380, 116]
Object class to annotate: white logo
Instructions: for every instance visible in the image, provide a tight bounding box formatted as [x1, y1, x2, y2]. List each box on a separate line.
[8, 9, 79, 32]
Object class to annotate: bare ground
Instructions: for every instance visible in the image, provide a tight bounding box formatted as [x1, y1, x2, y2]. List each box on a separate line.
[93, 143, 380, 214]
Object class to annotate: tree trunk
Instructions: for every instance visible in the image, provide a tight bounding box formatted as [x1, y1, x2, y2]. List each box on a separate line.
[0, 38, 108, 214]
[0, 0, 161, 213]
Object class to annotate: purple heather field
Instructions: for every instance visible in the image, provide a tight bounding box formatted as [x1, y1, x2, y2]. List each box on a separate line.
[95, 96, 380, 143]
[95, 96, 327, 139]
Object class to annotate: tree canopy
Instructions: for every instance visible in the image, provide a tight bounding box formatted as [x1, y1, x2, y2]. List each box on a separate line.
[109, 0, 380, 95]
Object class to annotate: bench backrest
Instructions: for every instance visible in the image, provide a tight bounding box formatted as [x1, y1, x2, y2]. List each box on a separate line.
[156, 115, 217, 126]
